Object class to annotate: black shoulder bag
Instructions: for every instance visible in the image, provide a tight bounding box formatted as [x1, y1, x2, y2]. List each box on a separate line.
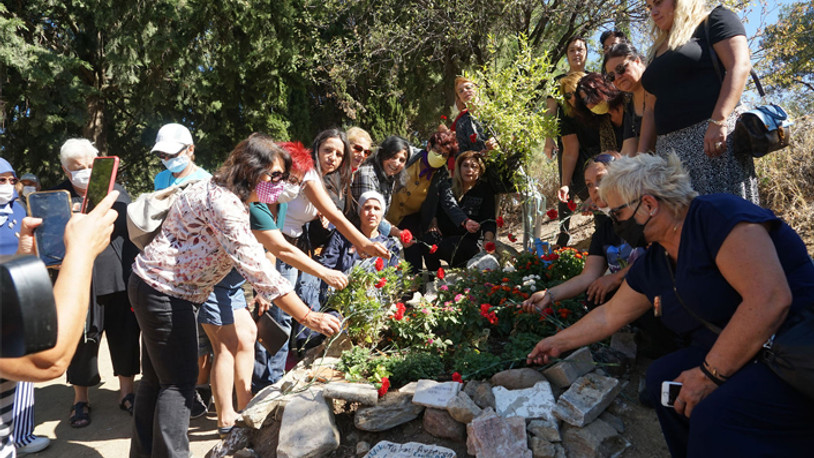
[664, 251, 814, 399]
[704, 16, 793, 158]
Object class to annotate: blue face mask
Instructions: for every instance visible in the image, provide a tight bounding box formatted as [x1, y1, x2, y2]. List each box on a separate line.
[162, 154, 190, 173]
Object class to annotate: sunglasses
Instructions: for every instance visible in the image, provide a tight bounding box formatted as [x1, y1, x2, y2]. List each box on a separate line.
[590, 153, 616, 166]
[155, 144, 189, 161]
[0, 177, 19, 185]
[605, 62, 629, 83]
[263, 170, 290, 183]
[609, 197, 641, 222]
[563, 92, 574, 100]
[352, 144, 371, 156]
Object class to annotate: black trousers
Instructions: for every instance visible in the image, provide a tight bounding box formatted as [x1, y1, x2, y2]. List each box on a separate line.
[66, 291, 140, 386]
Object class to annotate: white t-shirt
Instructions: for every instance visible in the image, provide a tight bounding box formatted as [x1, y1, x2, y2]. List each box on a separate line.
[282, 169, 321, 238]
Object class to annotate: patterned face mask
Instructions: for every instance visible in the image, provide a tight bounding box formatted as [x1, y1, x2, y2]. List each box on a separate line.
[255, 180, 285, 204]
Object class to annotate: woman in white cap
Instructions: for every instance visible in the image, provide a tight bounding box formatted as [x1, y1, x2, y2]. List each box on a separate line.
[151, 123, 211, 190]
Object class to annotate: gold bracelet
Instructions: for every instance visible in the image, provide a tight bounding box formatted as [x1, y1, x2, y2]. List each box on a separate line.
[703, 359, 729, 380]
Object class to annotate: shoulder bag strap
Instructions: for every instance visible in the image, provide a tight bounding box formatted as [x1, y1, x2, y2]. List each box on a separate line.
[704, 14, 764, 97]
[663, 250, 724, 335]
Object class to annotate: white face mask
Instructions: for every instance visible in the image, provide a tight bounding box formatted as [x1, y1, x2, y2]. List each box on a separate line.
[598, 206, 611, 216]
[22, 186, 37, 197]
[0, 184, 14, 205]
[162, 154, 190, 174]
[70, 168, 92, 190]
[276, 182, 301, 204]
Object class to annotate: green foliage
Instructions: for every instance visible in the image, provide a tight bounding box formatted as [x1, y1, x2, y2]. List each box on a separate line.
[761, 2, 814, 95]
[451, 349, 505, 380]
[383, 352, 445, 387]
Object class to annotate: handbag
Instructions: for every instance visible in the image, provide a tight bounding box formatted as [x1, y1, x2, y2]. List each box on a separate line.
[705, 17, 793, 158]
[664, 251, 814, 399]
[126, 180, 201, 249]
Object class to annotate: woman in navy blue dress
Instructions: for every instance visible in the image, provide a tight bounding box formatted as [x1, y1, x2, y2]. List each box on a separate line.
[527, 153, 814, 457]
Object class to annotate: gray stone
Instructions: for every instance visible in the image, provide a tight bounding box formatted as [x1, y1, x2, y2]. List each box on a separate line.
[323, 382, 378, 405]
[530, 437, 558, 458]
[232, 449, 259, 458]
[607, 397, 632, 417]
[423, 407, 466, 441]
[355, 392, 425, 432]
[467, 253, 500, 271]
[405, 291, 423, 307]
[466, 409, 532, 458]
[554, 373, 623, 427]
[356, 441, 371, 456]
[277, 390, 340, 458]
[491, 368, 548, 390]
[542, 347, 595, 388]
[247, 415, 281, 457]
[364, 441, 456, 458]
[446, 391, 482, 424]
[599, 412, 625, 433]
[463, 380, 496, 410]
[610, 332, 637, 360]
[562, 419, 631, 458]
[205, 427, 250, 458]
[412, 379, 461, 409]
[398, 381, 419, 395]
[527, 418, 561, 443]
[241, 386, 287, 429]
[493, 381, 557, 421]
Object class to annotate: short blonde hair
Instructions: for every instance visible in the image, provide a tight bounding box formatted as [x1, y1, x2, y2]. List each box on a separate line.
[647, 0, 709, 62]
[346, 126, 372, 147]
[59, 138, 98, 167]
[559, 71, 586, 117]
[599, 153, 698, 217]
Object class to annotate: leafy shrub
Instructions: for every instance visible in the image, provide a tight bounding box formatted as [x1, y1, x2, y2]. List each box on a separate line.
[383, 352, 444, 387]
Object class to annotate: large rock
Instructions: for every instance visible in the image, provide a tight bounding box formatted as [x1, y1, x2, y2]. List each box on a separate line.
[423, 408, 466, 441]
[355, 392, 425, 432]
[530, 437, 566, 458]
[562, 419, 631, 458]
[610, 331, 637, 361]
[542, 347, 595, 388]
[322, 382, 378, 405]
[241, 385, 287, 429]
[554, 373, 623, 427]
[276, 390, 340, 458]
[412, 380, 461, 409]
[205, 427, 249, 458]
[364, 441, 456, 458]
[463, 380, 496, 410]
[467, 253, 500, 271]
[493, 381, 557, 421]
[446, 391, 482, 424]
[527, 417, 561, 443]
[491, 368, 547, 390]
[466, 409, 532, 457]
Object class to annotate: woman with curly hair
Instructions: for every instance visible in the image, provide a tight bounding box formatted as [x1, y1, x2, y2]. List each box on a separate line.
[638, 0, 758, 203]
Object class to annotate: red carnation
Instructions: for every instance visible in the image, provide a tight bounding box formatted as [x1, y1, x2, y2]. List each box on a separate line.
[375, 257, 384, 271]
[484, 241, 496, 253]
[437, 267, 445, 280]
[480, 303, 491, 315]
[559, 308, 572, 319]
[429, 244, 438, 254]
[393, 302, 406, 320]
[378, 377, 390, 397]
[400, 229, 413, 245]
[508, 233, 517, 243]
[452, 372, 463, 383]
[542, 307, 554, 316]
[441, 115, 448, 120]
[546, 208, 558, 220]
[567, 200, 577, 211]
[374, 277, 387, 288]
[496, 216, 504, 228]
[470, 133, 478, 143]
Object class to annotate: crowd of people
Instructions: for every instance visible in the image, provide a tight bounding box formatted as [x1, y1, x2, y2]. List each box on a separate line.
[1, 1, 811, 456]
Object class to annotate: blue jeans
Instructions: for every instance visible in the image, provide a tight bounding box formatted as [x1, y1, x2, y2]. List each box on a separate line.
[128, 274, 199, 458]
[252, 259, 298, 393]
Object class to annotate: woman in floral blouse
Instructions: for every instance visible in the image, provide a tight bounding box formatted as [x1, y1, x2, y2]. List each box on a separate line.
[127, 133, 341, 458]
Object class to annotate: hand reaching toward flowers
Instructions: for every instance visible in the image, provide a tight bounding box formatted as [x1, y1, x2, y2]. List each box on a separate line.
[521, 289, 554, 314]
[527, 336, 565, 366]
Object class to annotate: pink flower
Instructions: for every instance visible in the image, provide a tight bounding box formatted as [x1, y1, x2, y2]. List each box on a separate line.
[421, 308, 430, 314]
[440, 285, 449, 291]
[454, 293, 463, 302]
[428, 338, 434, 345]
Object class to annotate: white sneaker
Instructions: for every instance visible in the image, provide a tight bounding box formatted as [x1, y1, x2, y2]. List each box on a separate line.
[16, 436, 51, 455]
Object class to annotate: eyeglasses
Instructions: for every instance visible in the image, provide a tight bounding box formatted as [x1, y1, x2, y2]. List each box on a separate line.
[590, 153, 615, 165]
[609, 197, 641, 222]
[155, 145, 188, 161]
[263, 170, 290, 183]
[352, 144, 371, 156]
[605, 62, 629, 83]
[0, 177, 19, 185]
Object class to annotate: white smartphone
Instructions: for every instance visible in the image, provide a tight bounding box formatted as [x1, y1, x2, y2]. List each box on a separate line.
[661, 381, 682, 408]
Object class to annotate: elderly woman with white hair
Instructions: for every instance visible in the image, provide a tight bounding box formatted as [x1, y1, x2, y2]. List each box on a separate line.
[49, 139, 141, 428]
[527, 153, 814, 456]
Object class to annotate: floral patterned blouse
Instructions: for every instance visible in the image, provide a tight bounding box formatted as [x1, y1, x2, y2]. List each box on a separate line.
[132, 178, 293, 304]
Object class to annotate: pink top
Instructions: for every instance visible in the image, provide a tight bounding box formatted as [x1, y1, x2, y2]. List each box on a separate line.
[132, 179, 293, 303]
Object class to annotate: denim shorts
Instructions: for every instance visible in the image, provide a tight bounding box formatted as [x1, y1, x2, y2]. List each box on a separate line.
[197, 269, 247, 326]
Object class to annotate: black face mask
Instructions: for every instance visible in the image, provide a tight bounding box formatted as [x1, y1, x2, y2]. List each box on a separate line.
[612, 201, 651, 248]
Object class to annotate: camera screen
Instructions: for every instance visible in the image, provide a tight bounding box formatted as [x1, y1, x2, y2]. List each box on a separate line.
[83, 157, 118, 213]
[27, 191, 72, 266]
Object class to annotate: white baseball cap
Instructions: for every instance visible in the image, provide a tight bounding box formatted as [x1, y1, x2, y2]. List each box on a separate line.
[151, 123, 194, 155]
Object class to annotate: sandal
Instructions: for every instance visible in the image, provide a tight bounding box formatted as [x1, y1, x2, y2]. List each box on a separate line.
[217, 426, 234, 438]
[69, 402, 91, 428]
[119, 393, 135, 415]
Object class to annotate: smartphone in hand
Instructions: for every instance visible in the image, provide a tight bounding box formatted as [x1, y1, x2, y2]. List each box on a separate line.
[27, 190, 73, 266]
[81, 156, 119, 213]
[661, 381, 682, 408]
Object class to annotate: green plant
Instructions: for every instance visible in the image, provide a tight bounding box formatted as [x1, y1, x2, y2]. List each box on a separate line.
[383, 352, 444, 387]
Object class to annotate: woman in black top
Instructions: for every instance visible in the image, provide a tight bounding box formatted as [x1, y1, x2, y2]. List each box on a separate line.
[425, 150, 496, 269]
[574, 73, 638, 155]
[603, 43, 649, 154]
[638, 0, 757, 203]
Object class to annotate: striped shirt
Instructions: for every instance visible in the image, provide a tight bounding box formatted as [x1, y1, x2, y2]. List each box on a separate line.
[0, 379, 16, 458]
